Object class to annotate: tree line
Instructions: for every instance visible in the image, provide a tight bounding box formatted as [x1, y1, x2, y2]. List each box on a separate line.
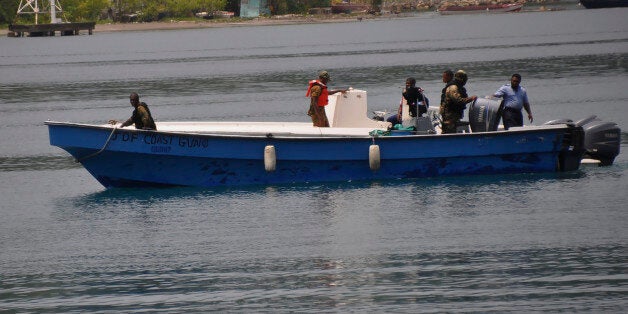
[0, 0, 338, 25]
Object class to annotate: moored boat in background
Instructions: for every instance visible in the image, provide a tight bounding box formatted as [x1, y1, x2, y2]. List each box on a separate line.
[438, 2, 524, 14]
[579, 0, 628, 8]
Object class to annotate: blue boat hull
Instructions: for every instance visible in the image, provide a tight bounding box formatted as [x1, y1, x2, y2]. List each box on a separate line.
[46, 122, 582, 188]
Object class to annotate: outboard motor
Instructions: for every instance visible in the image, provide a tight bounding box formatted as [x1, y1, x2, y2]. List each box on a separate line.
[558, 123, 586, 172]
[545, 115, 621, 166]
[468, 98, 502, 132]
[576, 116, 621, 166]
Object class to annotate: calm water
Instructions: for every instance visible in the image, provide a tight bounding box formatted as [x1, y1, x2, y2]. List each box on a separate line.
[1, 5, 628, 312]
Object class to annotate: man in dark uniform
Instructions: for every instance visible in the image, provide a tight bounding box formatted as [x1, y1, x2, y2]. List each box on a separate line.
[109, 92, 156, 130]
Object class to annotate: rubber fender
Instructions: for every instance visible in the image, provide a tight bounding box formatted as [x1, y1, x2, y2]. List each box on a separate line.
[369, 144, 381, 171]
[264, 145, 276, 172]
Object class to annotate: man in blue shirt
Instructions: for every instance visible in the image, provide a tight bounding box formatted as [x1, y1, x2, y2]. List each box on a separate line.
[493, 74, 533, 130]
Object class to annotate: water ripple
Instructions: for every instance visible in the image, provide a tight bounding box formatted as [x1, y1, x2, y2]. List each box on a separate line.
[0, 155, 80, 172]
[1, 245, 626, 312]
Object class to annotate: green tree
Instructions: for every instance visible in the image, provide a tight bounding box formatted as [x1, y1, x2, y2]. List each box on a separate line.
[61, 0, 110, 21]
[269, 0, 288, 15]
[0, 0, 19, 25]
[2, 0, 230, 25]
[198, 0, 227, 13]
[287, 0, 310, 14]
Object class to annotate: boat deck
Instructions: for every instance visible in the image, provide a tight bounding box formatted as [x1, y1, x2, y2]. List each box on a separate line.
[135, 121, 387, 137]
[85, 121, 567, 138]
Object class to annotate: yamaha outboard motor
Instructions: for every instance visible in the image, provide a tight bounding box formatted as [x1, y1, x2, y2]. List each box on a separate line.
[545, 115, 621, 166]
[468, 98, 502, 132]
[576, 116, 621, 166]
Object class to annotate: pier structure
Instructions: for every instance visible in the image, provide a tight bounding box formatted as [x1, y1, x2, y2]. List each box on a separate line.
[8, 0, 95, 37]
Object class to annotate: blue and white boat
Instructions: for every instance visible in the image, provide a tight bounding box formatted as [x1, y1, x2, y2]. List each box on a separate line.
[46, 89, 618, 188]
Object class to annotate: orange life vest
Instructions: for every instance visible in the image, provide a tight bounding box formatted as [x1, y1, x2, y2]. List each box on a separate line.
[306, 80, 329, 107]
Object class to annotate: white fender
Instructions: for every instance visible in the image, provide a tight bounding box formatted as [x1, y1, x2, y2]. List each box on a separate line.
[369, 144, 381, 171]
[264, 145, 276, 172]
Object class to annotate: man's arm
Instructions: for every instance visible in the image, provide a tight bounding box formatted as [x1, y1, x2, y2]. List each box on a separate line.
[522, 89, 532, 122]
[447, 85, 476, 105]
[492, 86, 504, 99]
[328, 88, 348, 95]
[523, 102, 533, 122]
[310, 85, 322, 106]
[119, 116, 133, 128]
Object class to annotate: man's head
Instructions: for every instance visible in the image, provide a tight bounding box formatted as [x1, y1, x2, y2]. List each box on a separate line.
[454, 70, 468, 85]
[511, 73, 522, 90]
[442, 69, 454, 83]
[406, 77, 416, 88]
[130, 92, 140, 107]
[318, 70, 330, 83]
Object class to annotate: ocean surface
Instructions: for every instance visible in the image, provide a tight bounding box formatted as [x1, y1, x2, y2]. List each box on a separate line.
[1, 4, 627, 312]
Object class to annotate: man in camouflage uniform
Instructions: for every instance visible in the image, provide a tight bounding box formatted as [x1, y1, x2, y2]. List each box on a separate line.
[440, 70, 477, 134]
[439, 69, 454, 111]
[110, 92, 157, 130]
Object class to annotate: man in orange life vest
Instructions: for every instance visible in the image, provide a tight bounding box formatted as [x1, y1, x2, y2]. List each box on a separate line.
[306, 71, 348, 127]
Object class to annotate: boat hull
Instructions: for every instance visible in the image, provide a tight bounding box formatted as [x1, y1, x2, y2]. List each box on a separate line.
[46, 122, 583, 188]
[579, 0, 628, 8]
[438, 3, 523, 15]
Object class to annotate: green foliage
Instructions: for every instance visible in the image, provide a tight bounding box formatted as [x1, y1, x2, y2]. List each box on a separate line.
[133, 0, 227, 21]
[140, 1, 167, 22]
[0, 0, 334, 26]
[0, 0, 19, 24]
[269, 0, 287, 14]
[308, 0, 332, 9]
[62, 0, 110, 21]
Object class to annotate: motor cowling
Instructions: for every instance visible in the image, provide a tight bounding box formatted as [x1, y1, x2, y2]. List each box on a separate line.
[576, 116, 621, 166]
[545, 115, 621, 166]
[468, 98, 502, 132]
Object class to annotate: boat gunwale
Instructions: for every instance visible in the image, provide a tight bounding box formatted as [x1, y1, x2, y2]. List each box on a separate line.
[45, 120, 572, 141]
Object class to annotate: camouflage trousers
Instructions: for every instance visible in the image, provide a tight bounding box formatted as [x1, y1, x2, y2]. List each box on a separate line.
[441, 111, 462, 134]
[308, 103, 330, 127]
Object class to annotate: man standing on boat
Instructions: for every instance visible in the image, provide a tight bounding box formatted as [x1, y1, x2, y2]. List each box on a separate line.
[492, 73, 533, 130]
[439, 69, 454, 112]
[440, 70, 477, 134]
[109, 92, 157, 130]
[306, 71, 347, 127]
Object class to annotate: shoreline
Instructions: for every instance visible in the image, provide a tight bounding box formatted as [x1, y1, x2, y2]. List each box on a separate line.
[1, 14, 409, 36]
[0, 4, 573, 37]
[96, 16, 374, 33]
